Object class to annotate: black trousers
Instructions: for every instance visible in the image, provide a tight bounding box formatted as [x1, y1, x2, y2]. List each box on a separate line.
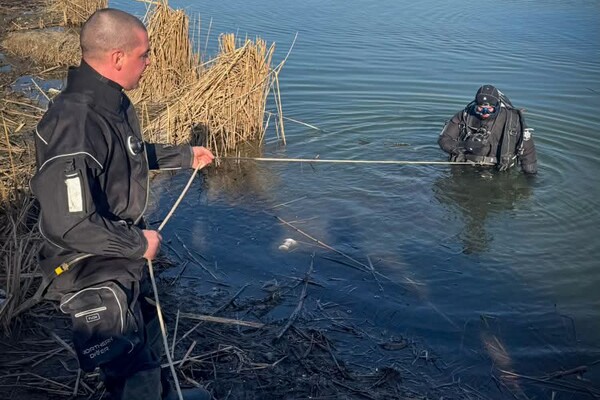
[58, 271, 167, 399]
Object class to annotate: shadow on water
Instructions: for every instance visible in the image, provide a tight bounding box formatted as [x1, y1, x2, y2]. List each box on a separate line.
[432, 166, 533, 255]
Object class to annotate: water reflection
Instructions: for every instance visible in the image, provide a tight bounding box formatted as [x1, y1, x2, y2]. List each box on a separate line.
[433, 166, 533, 254]
[206, 144, 280, 206]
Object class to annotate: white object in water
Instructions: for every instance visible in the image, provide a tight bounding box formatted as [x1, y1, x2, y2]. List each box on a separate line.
[278, 238, 298, 251]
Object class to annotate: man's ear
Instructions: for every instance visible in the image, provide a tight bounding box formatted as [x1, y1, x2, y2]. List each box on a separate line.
[110, 50, 125, 71]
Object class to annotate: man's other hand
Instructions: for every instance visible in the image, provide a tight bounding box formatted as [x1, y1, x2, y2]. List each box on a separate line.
[142, 229, 162, 260]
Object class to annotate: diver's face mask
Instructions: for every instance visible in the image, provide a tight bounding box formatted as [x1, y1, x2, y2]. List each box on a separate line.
[475, 103, 497, 118]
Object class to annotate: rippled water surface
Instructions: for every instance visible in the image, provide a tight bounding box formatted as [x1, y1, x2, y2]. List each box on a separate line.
[114, 0, 600, 396]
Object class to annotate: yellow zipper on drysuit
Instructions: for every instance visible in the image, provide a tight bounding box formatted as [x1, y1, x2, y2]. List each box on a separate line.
[54, 254, 94, 276]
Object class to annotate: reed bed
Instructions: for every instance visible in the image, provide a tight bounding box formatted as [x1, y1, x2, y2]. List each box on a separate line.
[1, 29, 80, 67]
[48, 0, 107, 27]
[0, 109, 37, 206]
[144, 33, 283, 158]
[129, 2, 199, 104]
[0, 194, 41, 335]
[0, 107, 42, 335]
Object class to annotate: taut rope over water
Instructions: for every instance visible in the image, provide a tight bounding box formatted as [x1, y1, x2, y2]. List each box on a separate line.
[219, 156, 493, 166]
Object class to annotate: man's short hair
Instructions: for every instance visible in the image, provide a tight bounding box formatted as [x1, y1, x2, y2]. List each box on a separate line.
[80, 8, 147, 60]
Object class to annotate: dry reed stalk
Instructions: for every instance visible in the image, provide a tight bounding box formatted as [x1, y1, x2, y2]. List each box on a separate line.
[129, 2, 199, 103]
[0, 117, 32, 204]
[47, 0, 107, 27]
[1, 115, 17, 191]
[1, 29, 80, 67]
[144, 33, 281, 158]
[0, 194, 41, 335]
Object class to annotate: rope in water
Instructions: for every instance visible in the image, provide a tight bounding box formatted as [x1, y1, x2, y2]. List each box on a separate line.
[218, 156, 492, 166]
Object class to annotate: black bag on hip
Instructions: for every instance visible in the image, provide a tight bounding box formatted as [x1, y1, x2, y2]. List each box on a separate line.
[59, 281, 144, 371]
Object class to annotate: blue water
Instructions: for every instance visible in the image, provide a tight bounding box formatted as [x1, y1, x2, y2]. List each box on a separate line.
[114, 0, 600, 397]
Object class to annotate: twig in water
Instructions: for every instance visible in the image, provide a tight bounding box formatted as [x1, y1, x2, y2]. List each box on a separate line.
[177, 284, 249, 345]
[269, 196, 307, 210]
[265, 111, 320, 131]
[180, 312, 264, 329]
[174, 233, 217, 279]
[169, 260, 190, 286]
[276, 255, 314, 339]
[163, 346, 235, 369]
[367, 255, 384, 292]
[544, 365, 587, 380]
[171, 309, 180, 358]
[179, 340, 197, 369]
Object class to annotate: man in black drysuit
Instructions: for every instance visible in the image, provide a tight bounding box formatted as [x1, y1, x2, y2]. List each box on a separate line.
[30, 8, 214, 400]
[438, 85, 538, 174]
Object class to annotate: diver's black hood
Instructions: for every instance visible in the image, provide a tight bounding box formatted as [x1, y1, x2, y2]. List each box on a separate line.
[475, 84, 500, 106]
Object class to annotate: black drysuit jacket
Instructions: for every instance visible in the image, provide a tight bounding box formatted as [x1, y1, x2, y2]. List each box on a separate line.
[438, 105, 537, 173]
[31, 61, 193, 297]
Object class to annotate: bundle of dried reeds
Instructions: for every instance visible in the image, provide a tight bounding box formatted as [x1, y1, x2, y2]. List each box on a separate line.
[144, 33, 283, 158]
[48, 0, 107, 27]
[1, 29, 80, 67]
[129, 2, 199, 104]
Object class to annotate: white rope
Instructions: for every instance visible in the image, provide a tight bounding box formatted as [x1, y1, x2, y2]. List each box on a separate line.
[147, 259, 183, 399]
[158, 163, 205, 232]
[148, 162, 206, 400]
[219, 156, 493, 166]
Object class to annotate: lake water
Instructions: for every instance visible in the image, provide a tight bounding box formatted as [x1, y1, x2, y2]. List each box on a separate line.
[113, 0, 600, 397]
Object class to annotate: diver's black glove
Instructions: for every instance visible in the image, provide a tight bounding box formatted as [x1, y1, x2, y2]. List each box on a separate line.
[450, 147, 467, 162]
[497, 156, 514, 172]
[522, 163, 538, 175]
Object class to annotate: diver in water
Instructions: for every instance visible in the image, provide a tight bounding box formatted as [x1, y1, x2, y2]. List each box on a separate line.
[438, 85, 538, 174]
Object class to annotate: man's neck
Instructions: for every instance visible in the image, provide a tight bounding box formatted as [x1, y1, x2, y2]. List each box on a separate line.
[82, 57, 123, 89]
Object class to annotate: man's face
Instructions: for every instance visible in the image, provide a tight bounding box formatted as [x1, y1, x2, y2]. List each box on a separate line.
[120, 28, 150, 90]
[475, 103, 496, 119]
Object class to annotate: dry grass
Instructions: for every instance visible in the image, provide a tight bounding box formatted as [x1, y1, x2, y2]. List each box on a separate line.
[47, 0, 107, 27]
[0, 108, 42, 334]
[0, 111, 37, 205]
[1, 29, 80, 67]
[129, 2, 199, 104]
[144, 33, 283, 158]
[0, 194, 41, 335]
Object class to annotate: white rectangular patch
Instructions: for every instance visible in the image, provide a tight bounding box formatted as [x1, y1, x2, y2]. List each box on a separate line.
[65, 173, 83, 213]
